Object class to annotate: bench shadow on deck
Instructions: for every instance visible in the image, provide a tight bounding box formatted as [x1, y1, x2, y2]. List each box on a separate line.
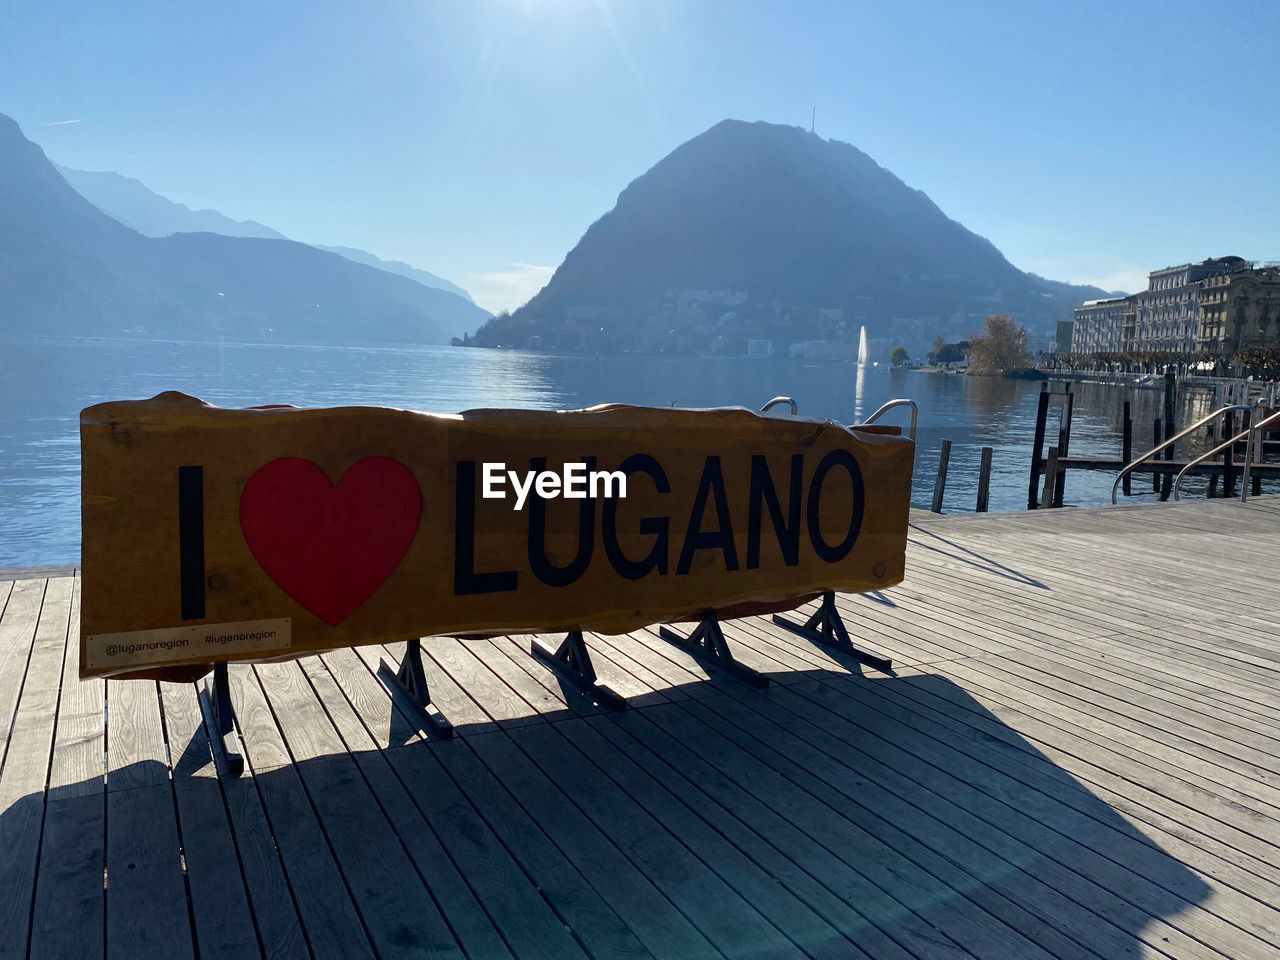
[8, 663, 1214, 960]
[4, 496, 1280, 960]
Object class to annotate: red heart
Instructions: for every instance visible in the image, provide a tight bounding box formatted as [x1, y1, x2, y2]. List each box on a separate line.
[239, 457, 422, 625]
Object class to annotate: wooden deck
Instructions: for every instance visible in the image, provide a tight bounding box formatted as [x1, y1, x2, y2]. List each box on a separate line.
[2, 496, 1280, 959]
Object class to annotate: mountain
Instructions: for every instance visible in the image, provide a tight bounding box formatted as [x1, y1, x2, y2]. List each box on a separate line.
[473, 119, 1108, 353]
[56, 166, 287, 240]
[57, 165, 474, 302]
[312, 245, 472, 302]
[0, 113, 490, 344]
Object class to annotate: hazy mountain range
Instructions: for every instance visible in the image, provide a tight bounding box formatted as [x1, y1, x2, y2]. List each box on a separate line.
[0, 112, 489, 344]
[474, 119, 1111, 351]
[6, 109, 1111, 354]
[55, 166, 474, 302]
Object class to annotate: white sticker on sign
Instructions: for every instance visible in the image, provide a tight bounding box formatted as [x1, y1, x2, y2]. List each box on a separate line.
[86, 618, 292, 670]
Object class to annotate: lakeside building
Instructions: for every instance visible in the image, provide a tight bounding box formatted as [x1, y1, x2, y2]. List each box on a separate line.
[1054, 320, 1074, 355]
[1070, 296, 1129, 354]
[1069, 256, 1280, 355]
[1197, 264, 1280, 352]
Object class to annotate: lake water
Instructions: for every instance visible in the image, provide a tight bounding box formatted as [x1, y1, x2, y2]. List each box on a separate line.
[0, 335, 1226, 566]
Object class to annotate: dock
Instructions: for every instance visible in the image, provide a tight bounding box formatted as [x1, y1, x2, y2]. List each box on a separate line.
[2, 496, 1279, 960]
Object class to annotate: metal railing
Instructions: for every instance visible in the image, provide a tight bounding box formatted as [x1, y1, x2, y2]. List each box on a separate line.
[759, 396, 798, 416]
[1173, 407, 1280, 502]
[758, 396, 920, 444]
[861, 398, 918, 441]
[1111, 404, 1252, 504]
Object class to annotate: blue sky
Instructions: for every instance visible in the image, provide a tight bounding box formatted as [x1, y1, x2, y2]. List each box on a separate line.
[3, 0, 1277, 312]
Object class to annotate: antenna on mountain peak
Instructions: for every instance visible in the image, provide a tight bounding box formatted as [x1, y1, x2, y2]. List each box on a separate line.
[810, 107, 816, 134]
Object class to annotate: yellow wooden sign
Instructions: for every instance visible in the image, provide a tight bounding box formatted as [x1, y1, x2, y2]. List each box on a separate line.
[80, 392, 914, 679]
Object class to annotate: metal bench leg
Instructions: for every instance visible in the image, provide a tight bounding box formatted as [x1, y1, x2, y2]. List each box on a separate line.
[774, 591, 892, 672]
[199, 662, 245, 778]
[380, 638, 454, 737]
[660, 611, 769, 688]
[531, 631, 627, 710]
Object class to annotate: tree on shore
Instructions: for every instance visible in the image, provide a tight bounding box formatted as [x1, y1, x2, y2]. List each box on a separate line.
[935, 341, 969, 365]
[967, 315, 1031, 375]
[1236, 346, 1280, 380]
[890, 345, 909, 367]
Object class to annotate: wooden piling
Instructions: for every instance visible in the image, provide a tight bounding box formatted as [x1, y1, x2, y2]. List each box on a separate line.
[1223, 410, 1236, 497]
[1159, 374, 1176, 501]
[1243, 410, 1263, 497]
[1043, 445, 1060, 508]
[932, 439, 951, 513]
[976, 446, 993, 513]
[1027, 385, 1050, 509]
[1157, 419, 1167, 491]
[1053, 387, 1073, 508]
[1208, 428, 1219, 496]
[1121, 401, 1132, 496]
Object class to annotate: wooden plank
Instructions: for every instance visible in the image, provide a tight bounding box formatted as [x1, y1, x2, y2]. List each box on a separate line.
[46, 576, 105, 799]
[803, 669, 1280, 909]
[31, 794, 105, 960]
[908, 520, 1276, 620]
[897, 580, 1280, 719]
[157, 680, 264, 960]
[0, 565, 77, 581]
[105, 781, 196, 960]
[571, 631, 688, 703]
[584, 713, 925, 960]
[465, 730, 725, 960]
[1003, 645, 1280, 749]
[604, 704, 982, 960]
[462, 637, 589, 721]
[0, 579, 45, 767]
[875, 578, 1280, 735]
[953, 538, 1280, 610]
[471, 634, 604, 716]
[19, 487, 1280, 960]
[0, 578, 71, 959]
[431, 736, 658, 960]
[303, 653, 517, 960]
[696, 688, 1248, 960]
[639, 700, 1074, 960]
[507, 720, 810, 960]
[933, 657, 1280, 838]
[880, 567, 1280, 717]
[225, 664, 377, 960]
[605, 627, 731, 697]
[319, 647, 429, 751]
[368, 735, 591, 960]
[919, 546, 1280, 635]
[540, 715, 868, 960]
[102, 663, 195, 960]
[254, 658, 468, 960]
[104, 675, 170, 793]
[31, 575, 106, 960]
[145, 656, 308, 960]
[424, 641, 544, 729]
[216, 763, 313, 960]
[483, 635, 615, 714]
[628, 626, 756, 696]
[892, 553, 1280, 687]
[377, 640, 496, 737]
[938, 649, 1280, 790]
[718, 683, 1279, 958]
